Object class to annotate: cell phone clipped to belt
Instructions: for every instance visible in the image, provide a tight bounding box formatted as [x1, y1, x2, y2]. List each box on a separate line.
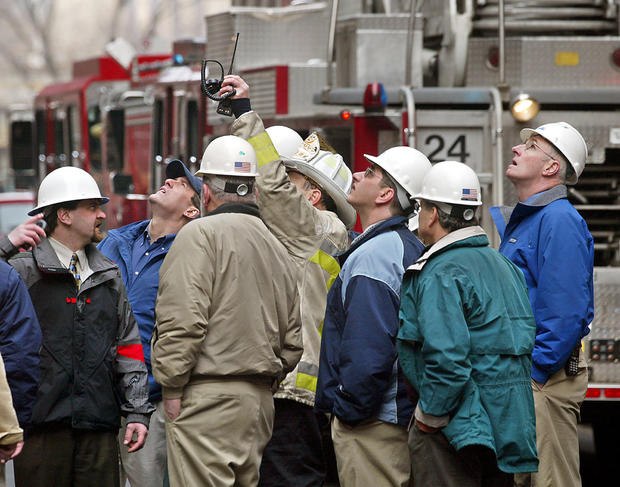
[564, 345, 580, 376]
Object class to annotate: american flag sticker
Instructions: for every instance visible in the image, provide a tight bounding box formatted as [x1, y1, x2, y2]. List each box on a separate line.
[234, 161, 251, 173]
[461, 188, 478, 201]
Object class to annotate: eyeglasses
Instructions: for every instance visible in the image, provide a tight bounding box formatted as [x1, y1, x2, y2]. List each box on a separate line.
[524, 140, 557, 161]
[364, 164, 382, 178]
[364, 165, 378, 178]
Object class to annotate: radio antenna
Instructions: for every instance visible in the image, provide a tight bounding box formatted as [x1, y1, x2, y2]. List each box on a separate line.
[227, 33, 240, 75]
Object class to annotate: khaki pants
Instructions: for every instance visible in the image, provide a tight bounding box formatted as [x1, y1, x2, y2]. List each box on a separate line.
[331, 416, 412, 487]
[165, 378, 274, 487]
[119, 401, 167, 487]
[515, 365, 588, 487]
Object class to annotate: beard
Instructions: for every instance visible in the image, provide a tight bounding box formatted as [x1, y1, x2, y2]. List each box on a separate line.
[91, 224, 105, 243]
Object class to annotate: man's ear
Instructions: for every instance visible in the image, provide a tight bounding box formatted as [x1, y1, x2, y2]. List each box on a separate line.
[428, 206, 439, 226]
[307, 187, 322, 207]
[375, 187, 395, 206]
[202, 183, 211, 208]
[56, 207, 72, 226]
[184, 206, 200, 219]
[542, 159, 561, 178]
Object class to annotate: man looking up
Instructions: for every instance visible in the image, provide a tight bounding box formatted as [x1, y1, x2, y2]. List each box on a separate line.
[314, 146, 431, 487]
[7, 166, 153, 487]
[98, 159, 201, 487]
[490, 122, 593, 487]
[152, 135, 302, 487]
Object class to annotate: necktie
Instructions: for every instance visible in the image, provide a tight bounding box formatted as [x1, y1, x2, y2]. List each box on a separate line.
[69, 253, 81, 288]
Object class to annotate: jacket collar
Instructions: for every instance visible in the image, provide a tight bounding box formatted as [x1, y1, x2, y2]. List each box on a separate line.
[406, 226, 488, 273]
[100, 220, 151, 271]
[48, 237, 87, 270]
[205, 202, 260, 218]
[494, 184, 567, 226]
[33, 238, 117, 275]
[341, 215, 409, 261]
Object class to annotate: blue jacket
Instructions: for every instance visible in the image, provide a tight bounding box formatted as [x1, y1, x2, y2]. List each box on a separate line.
[315, 216, 423, 426]
[397, 227, 538, 473]
[490, 185, 594, 384]
[0, 260, 41, 426]
[99, 220, 176, 402]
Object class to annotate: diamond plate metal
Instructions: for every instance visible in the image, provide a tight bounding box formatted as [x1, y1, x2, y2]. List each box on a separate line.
[335, 14, 413, 88]
[288, 64, 330, 115]
[337, 0, 366, 18]
[585, 268, 620, 382]
[205, 6, 331, 73]
[465, 37, 620, 88]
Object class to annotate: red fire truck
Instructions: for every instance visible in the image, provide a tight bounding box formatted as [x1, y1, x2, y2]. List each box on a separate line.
[10, 49, 173, 228]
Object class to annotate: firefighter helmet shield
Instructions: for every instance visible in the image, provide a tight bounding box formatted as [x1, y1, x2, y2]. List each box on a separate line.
[284, 133, 356, 229]
[29, 166, 109, 216]
[416, 160, 482, 207]
[520, 122, 587, 184]
[364, 146, 432, 212]
[266, 126, 304, 160]
[196, 135, 258, 177]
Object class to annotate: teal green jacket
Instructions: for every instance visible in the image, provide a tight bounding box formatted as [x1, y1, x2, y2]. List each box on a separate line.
[397, 227, 538, 474]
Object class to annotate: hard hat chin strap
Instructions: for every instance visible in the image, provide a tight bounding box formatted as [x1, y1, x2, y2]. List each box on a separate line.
[434, 201, 477, 221]
[210, 176, 254, 197]
[395, 184, 413, 213]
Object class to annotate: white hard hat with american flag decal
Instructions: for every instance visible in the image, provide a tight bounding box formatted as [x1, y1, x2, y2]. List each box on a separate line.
[196, 135, 258, 178]
[415, 160, 482, 209]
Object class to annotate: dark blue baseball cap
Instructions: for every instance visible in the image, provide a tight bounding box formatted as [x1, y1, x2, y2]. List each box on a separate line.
[165, 159, 203, 196]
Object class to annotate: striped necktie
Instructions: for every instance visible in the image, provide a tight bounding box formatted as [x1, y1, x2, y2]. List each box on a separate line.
[69, 253, 81, 288]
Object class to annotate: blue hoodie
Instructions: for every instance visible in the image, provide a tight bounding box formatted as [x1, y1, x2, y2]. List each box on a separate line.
[490, 185, 594, 383]
[315, 216, 423, 426]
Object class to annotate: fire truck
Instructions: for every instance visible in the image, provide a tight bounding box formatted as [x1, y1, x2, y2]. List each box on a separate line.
[8, 46, 177, 228]
[8, 0, 620, 464]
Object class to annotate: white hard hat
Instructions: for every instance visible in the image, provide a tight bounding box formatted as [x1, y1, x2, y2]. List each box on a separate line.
[266, 126, 304, 160]
[285, 133, 357, 229]
[196, 135, 258, 178]
[29, 166, 109, 216]
[416, 160, 482, 207]
[364, 146, 432, 212]
[520, 122, 587, 185]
